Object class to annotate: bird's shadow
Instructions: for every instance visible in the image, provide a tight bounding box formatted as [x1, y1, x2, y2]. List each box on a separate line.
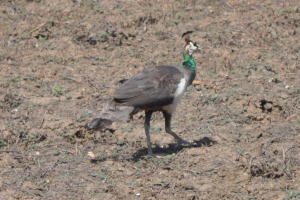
[89, 137, 218, 164]
[131, 136, 218, 162]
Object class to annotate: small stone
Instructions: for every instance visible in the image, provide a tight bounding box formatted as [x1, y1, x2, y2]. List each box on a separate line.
[87, 151, 95, 159]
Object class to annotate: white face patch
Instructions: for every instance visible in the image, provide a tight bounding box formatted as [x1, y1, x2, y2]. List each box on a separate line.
[188, 42, 198, 55]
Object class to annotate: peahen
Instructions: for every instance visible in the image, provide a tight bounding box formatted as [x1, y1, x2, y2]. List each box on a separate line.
[87, 32, 201, 155]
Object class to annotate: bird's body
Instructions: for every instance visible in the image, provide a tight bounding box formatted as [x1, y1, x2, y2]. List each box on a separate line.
[88, 33, 201, 155]
[114, 64, 194, 112]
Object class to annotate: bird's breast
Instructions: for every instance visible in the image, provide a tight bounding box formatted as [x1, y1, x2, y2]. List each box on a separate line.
[174, 78, 187, 98]
[162, 78, 187, 114]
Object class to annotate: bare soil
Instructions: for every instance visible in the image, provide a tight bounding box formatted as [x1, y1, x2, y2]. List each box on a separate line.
[0, 0, 300, 199]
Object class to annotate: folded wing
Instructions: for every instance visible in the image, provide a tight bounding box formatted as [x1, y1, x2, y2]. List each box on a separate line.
[114, 66, 185, 108]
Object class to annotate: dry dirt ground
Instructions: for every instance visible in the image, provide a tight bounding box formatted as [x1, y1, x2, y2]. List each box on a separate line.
[0, 0, 300, 199]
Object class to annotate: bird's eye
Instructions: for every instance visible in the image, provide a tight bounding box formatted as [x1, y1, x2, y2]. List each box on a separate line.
[194, 42, 201, 48]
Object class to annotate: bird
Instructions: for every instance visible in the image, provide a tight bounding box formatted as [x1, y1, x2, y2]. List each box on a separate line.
[87, 31, 201, 155]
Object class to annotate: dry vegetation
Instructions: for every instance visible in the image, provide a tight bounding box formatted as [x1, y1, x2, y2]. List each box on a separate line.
[0, 0, 300, 199]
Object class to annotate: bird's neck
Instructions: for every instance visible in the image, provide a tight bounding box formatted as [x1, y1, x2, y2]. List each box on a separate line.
[182, 50, 196, 71]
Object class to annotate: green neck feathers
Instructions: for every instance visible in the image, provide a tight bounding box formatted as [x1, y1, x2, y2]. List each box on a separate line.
[182, 50, 196, 70]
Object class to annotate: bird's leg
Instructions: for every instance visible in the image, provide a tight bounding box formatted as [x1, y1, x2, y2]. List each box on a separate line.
[144, 110, 154, 155]
[129, 107, 140, 121]
[163, 111, 193, 145]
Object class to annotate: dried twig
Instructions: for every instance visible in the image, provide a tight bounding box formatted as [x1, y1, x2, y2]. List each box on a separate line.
[65, 77, 82, 83]
[282, 146, 285, 163]
[75, 140, 78, 156]
[39, 110, 47, 128]
[285, 146, 300, 155]
[207, 125, 227, 141]
[29, 22, 47, 35]
[285, 114, 296, 121]
[0, 150, 21, 153]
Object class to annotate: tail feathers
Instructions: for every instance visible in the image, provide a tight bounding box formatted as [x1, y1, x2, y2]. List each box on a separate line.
[87, 102, 135, 131]
[87, 117, 113, 130]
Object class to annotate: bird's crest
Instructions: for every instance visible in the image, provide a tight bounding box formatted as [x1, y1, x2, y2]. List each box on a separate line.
[182, 31, 193, 43]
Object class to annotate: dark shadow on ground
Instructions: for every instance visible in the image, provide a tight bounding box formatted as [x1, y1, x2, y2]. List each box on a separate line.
[131, 136, 218, 162]
[89, 137, 218, 163]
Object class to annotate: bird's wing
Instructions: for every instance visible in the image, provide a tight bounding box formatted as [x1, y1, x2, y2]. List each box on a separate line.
[114, 66, 185, 108]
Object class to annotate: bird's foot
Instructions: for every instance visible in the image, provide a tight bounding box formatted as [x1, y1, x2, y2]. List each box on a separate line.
[176, 138, 196, 146]
[147, 150, 154, 156]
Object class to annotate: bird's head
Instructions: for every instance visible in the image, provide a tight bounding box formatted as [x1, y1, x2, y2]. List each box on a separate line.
[182, 31, 202, 56]
[184, 41, 201, 56]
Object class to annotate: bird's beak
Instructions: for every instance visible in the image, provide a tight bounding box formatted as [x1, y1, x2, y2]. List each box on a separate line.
[196, 42, 206, 54]
[187, 42, 203, 55]
[194, 42, 202, 51]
